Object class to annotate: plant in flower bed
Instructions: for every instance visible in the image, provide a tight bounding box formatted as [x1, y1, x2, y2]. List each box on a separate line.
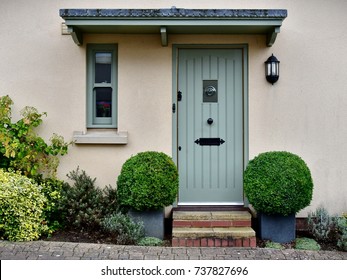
[33, 175, 65, 234]
[137, 237, 164, 246]
[0, 95, 72, 178]
[0, 169, 48, 241]
[336, 213, 347, 251]
[308, 206, 337, 242]
[262, 237, 321, 251]
[294, 237, 321, 251]
[101, 212, 145, 245]
[306, 206, 347, 251]
[53, 167, 167, 246]
[0, 95, 71, 240]
[58, 168, 119, 230]
[264, 241, 286, 250]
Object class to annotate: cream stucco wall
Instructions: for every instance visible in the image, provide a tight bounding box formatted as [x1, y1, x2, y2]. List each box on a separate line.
[1, 0, 347, 216]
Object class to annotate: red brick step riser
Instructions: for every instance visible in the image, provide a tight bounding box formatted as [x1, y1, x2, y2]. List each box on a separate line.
[172, 237, 257, 247]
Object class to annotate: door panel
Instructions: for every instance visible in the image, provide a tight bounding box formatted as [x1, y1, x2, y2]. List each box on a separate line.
[177, 49, 243, 205]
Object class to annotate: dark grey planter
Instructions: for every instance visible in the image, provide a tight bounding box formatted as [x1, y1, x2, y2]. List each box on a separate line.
[258, 213, 296, 243]
[128, 209, 164, 239]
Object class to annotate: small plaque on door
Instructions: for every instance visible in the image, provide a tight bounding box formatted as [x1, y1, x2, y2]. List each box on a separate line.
[203, 80, 218, 103]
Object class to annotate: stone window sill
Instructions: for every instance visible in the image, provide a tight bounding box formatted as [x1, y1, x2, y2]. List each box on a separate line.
[73, 131, 128, 145]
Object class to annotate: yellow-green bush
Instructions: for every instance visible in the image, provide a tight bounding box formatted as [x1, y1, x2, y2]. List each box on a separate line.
[0, 169, 48, 241]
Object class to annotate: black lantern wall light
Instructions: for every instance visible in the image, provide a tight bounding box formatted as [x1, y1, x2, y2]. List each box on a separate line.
[265, 54, 280, 85]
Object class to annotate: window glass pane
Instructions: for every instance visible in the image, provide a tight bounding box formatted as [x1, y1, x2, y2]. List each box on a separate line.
[95, 52, 112, 83]
[95, 88, 112, 117]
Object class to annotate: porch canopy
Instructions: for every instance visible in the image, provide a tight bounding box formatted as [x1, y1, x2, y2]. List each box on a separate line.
[60, 7, 287, 47]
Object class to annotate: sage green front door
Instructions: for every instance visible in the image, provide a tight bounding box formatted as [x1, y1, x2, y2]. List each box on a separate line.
[177, 48, 244, 205]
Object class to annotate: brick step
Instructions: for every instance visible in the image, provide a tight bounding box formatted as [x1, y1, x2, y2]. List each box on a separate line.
[172, 210, 255, 247]
[172, 227, 256, 248]
[172, 211, 252, 227]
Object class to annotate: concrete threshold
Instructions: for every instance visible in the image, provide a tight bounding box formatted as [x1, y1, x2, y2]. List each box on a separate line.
[173, 211, 252, 221]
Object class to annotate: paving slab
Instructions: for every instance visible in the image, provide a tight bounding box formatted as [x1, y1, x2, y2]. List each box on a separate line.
[0, 240, 346, 260]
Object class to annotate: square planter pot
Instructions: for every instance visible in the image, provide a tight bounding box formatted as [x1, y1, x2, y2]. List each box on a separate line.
[258, 213, 296, 243]
[128, 209, 164, 239]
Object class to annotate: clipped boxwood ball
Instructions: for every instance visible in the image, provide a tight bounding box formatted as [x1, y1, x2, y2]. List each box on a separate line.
[117, 151, 179, 211]
[244, 151, 313, 216]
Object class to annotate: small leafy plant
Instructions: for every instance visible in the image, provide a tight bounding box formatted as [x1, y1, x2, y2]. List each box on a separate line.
[0, 169, 48, 241]
[138, 237, 164, 246]
[101, 212, 145, 245]
[336, 213, 347, 251]
[264, 241, 285, 249]
[308, 206, 336, 242]
[117, 151, 179, 211]
[0, 95, 72, 177]
[294, 237, 321, 251]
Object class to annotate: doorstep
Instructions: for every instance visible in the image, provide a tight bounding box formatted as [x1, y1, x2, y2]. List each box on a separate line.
[172, 209, 256, 247]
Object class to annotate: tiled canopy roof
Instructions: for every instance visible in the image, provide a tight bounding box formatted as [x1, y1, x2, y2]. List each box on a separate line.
[60, 7, 287, 46]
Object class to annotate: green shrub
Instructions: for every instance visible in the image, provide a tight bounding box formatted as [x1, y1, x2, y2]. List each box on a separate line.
[101, 184, 119, 217]
[101, 212, 145, 245]
[60, 168, 118, 230]
[0, 169, 48, 241]
[33, 175, 65, 234]
[308, 207, 336, 242]
[117, 151, 179, 211]
[0, 95, 72, 178]
[138, 237, 164, 246]
[337, 213, 347, 251]
[244, 151, 313, 216]
[294, 237, 321, 251]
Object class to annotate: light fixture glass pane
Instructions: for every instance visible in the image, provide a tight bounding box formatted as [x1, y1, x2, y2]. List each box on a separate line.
[267, 63, 272, 76]
[95, 88, 112, 118]
[271, 62, 277, 75]
[95, 52, 112, 83]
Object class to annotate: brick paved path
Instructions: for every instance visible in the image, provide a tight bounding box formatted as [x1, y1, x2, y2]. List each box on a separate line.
[1, 241, 346, 260]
